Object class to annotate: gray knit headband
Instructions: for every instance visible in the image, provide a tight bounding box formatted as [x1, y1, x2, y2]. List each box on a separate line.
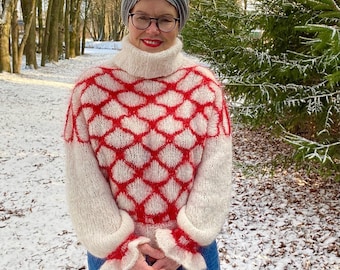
[121, 0, 189, 31]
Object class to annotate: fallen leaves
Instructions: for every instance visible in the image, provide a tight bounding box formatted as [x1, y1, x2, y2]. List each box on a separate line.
[218, 125, 340, 269]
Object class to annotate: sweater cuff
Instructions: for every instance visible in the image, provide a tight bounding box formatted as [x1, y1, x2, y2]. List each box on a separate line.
[100, 234, 150, 270]
[155, 228, 206, 270]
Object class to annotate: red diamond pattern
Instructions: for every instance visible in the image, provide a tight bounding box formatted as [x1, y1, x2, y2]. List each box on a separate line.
[65, 66, 230, 225]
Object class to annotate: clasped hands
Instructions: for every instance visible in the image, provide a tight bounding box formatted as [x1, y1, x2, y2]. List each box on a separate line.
[131, 243, 181, 270]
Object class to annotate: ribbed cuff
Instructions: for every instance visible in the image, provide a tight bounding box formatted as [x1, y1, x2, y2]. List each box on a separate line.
[100, 235, 150, 270]
[155, 228, 206, 270]
[171, 228, 200, 253]
[106, 234, 138, 260]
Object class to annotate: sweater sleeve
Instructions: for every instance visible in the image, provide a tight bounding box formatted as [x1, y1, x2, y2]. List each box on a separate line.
[64, 81, 149, 270]
[155, 76, 232, 270]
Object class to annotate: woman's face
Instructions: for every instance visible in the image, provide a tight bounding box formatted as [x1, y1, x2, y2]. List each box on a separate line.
[128, 0, 179, 53]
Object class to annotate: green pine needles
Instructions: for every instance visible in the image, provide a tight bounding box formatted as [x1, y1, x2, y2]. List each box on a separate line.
[183, 0, 340, 173]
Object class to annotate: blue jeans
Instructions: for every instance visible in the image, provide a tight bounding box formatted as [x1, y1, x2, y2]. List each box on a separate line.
[87, 240, 220, 270]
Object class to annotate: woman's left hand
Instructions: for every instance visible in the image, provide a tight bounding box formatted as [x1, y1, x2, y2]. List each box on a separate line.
[151, 256, 181, 270]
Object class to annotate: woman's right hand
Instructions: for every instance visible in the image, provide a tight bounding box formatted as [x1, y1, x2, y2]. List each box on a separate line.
[130, 254, 155, 270]
[130, 243, 166, 270]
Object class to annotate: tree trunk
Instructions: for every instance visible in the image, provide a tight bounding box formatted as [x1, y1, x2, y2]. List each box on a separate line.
[90, 16, 98, 41]
[64, 0, 70, 59]
[81, 0, 91, 55]
[69, 0, 82, 58]
[111, 0, 124, 41]
[41, 0, 53, 66]
[11, 6, 19, 73]
[13, 0, 37, 73]
[22, 0, 38, 69]
[37, 0, 43, 53]
[58, 0, 65, 59]
[0, 0, 14, 73]
[97, 4, 105, 41]
[47, 0, 61, 62]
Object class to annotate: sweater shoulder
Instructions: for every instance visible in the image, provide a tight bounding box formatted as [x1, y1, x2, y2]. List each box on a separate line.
[179, 55, 220, 83]
[190, 64, 220, 84]
[74, 65, 115, 85]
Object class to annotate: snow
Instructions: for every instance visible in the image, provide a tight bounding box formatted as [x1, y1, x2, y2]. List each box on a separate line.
[1, 42, 339, 270]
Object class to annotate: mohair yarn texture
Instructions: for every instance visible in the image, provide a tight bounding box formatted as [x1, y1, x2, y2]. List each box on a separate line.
[64, 36, 232, 270]
[121, 0, 189, 30]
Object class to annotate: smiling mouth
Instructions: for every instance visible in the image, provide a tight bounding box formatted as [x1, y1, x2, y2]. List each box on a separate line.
[142, 39, 162, 47]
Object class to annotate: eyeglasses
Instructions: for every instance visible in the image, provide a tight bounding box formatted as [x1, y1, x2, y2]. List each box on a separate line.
[129, 13, 180, 33]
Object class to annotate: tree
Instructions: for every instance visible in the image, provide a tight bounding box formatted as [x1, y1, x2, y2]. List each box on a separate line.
[182, 0, 340, 171]
[1, 0, 37, 73]
[109, 0, 124, 41]
[86, 0, 124, 41]
[58, 0, 65, 60]
[37, 0, 43, 53]
[81, 0, 91, 54]
[10, 0, 19, 73]
[11, 0, 36, 73]
[64, 0, 70, 58]
[182, 0, 244, 77]
[284, 0, 340, 166]
[42, 0, 67, 65]
[41, 0, 53, 66]
[47, 0, 62, 62]
[90, 0, 106, 40]
[69, 0, 82, 58]
[1, 0, 125, 72]
[22, 0, 38, 69]
[0, 0, 16, 72]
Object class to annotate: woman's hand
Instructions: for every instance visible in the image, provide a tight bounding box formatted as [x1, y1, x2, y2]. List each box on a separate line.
[151, 257, 181, 270]
[130, 254, 154, 270]
[139, 243, 165, 260]
[130, 243, 166, 270]
[133, 243, 181, 270]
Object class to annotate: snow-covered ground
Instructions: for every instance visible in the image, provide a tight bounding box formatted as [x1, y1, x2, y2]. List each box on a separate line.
[0, 43, 339, 270]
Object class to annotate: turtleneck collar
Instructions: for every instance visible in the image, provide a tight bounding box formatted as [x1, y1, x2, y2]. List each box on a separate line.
[112, 35, 187, 79]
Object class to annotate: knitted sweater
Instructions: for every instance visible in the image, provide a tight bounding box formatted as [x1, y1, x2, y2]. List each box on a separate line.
[64, 36, 232, 270]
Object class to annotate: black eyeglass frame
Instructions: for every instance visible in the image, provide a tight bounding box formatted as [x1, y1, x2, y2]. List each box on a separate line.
[128, 13, 180, 33]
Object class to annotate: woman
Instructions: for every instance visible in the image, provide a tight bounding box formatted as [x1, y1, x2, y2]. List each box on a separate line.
[64, 0, 232, 269]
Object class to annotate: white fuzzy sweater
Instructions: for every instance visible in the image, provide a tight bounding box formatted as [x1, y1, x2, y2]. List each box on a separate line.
[64, 36, 232, 270]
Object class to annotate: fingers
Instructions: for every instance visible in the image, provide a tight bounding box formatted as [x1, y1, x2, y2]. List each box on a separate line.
[139, 243, 165, 260]
[137, 244, 180, 270]
[130, 254, 154, 270]
[151, 257, 181, 270]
